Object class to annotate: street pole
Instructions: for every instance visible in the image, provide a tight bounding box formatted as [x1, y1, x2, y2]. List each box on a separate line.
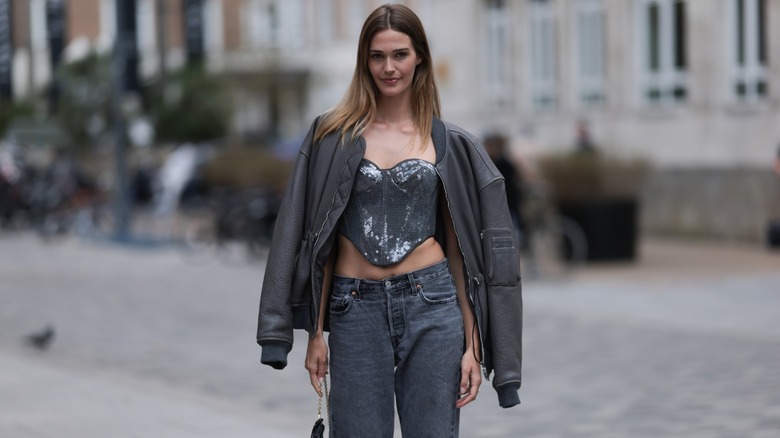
[156, 0, 166, 99]
[45, 0, 65, 114]
[0, 0, 13, 100]
[111, 0, 135, 242]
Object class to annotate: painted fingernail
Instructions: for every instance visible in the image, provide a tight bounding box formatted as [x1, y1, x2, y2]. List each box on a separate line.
[318, 377, 324, 384]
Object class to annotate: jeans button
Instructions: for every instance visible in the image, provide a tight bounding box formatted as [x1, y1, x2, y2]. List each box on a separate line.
[384, 280, 391, 288]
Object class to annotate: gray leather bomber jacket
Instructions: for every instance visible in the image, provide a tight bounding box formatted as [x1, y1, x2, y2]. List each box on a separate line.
[257, 116, 523, 408]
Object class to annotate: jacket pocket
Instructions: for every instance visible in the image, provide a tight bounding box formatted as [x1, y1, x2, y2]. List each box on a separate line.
[482, 228, 520, 286]
[290, 233, 314, 305]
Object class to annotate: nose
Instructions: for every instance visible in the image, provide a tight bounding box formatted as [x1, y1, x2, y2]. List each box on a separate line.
[383, 58, 395, 73]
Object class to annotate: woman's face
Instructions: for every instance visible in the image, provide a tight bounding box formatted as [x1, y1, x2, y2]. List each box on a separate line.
[367, 29, 421, 100]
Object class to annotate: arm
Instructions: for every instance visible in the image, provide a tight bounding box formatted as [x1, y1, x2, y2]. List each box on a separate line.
[481, 178, 523, 408]
[305, 252, 334, 396]
[442, 199, 482, 408]
[257, 118, 320, 368]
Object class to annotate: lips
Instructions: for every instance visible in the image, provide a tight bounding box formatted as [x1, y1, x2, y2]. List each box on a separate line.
[382, 78, 400, 84]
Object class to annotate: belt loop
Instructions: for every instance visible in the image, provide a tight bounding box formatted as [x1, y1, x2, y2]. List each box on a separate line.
[352, 278, 361, 300]
[407, 273, 418, 296]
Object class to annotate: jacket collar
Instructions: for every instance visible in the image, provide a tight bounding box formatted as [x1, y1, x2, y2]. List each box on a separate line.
[432, 117, 447, 165]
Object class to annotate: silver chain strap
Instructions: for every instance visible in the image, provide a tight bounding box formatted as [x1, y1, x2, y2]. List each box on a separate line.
[316, 378, 330, 421]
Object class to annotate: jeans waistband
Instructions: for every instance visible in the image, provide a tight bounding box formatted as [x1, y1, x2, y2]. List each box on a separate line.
[332, 259, 450, 294]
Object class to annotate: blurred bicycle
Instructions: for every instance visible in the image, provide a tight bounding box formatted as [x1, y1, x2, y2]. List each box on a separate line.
[179, 186, 280, 264]
[24, 159, 113, 241]
[520, 181, 588, 280]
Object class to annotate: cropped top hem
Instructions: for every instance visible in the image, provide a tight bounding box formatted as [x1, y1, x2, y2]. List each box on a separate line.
[341, 233, 436, 267]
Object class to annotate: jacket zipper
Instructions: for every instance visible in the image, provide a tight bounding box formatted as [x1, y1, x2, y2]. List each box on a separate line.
[436, 167, 489, 380]
[310, 139, 362, 327]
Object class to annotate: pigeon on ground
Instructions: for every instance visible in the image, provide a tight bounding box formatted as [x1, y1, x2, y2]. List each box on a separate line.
[24, 325, 55, 350]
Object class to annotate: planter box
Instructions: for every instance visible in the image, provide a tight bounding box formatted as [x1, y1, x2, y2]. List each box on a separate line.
[559, 199, 639, 261]
[768, 220, 780, 249]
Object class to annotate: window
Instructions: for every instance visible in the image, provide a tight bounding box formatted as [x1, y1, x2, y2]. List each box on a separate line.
[137, 0, 157, 56]
[276, 0, 304, 48]
[485, 0, 510, 107]
[346, 0, 366, 40]
[246, 0, 276, 49]
[573, 0, 605, 105]
[636, 0, 687, 105]
[204, 0, 225, 52]
[729, 0, 767, 101]
[529, 0, 558, 109]
[30, 0, 48, 51]
[315, 0, 335, 46]
[246, 0, 303, 49]
[98, 0, 116, 51]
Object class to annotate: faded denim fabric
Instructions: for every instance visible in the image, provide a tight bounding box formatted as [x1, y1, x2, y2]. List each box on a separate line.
[328, 260, 464, 437]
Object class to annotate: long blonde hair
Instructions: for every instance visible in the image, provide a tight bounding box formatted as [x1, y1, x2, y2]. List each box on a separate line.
[314, 4, 441, 144]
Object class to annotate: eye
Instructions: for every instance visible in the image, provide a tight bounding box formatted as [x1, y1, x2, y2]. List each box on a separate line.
[395, 52, 408, 59]
[370, 53, 384, 60]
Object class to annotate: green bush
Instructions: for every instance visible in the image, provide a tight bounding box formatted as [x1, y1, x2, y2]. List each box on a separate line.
[201, 147, 292, 191]
[0, 100, 35, 138]
[539, 151, 650, 201]
[54, 52, 113, 149]
[148, 67, 230, 144]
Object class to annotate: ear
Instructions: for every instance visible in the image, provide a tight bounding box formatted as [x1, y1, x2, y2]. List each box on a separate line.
[416, 57, 423, 66]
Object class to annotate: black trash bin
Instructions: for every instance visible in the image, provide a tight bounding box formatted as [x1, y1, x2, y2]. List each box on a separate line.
[767, 220, 780, 250]
[559, 198, 639, 261]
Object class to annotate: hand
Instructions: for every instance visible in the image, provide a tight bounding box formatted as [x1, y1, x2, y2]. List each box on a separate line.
[456, 348, 482, 408]
[305, 333, 329, 396]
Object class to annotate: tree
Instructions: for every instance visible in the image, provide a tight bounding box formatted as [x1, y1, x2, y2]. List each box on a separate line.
[148, 67, 230, 144]
[0, 100, 34, 138]
[53, 52, 113, 150]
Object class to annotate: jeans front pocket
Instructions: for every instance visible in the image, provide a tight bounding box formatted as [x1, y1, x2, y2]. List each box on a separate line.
[417, 274, 457, 306]
[329, 282, 356, 317]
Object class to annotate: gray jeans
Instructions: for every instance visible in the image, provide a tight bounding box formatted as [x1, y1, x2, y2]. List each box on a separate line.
[328, 259, 464, 437]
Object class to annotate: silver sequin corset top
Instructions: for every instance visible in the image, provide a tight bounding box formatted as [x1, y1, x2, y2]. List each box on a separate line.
[339, 158, 440, 266]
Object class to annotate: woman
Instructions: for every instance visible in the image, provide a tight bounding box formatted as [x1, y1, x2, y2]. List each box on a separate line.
[257, 4, 522, 437]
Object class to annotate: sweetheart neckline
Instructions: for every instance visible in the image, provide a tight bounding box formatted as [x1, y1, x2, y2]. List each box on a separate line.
[361, 157, 436, 171]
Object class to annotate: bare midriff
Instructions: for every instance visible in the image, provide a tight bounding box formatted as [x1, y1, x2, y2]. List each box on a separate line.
[334, 234, 445, 280]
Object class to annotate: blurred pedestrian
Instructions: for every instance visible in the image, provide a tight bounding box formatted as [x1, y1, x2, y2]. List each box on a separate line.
[256, 4, 523, 437]
[768, 144, 780, 249]
[0, 150, 16, 227]
[484, 133, 526, 245]
[575, 119, 597, 154]
[154, 143, 198, 216]
[131, 151, 157, 206]
[774, 143, 780, 178]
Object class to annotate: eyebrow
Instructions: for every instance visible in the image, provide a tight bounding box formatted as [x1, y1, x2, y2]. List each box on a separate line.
[369, 48, 411, 53]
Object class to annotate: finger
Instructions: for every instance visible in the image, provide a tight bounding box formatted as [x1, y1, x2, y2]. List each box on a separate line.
[456, 370, 481, 408]
[456, 378, 476, 408]
[309, 370, 322, 396]
[458, 372, 470, 398]
[305, 357, 322, 396]
[317, 357, 329, 380]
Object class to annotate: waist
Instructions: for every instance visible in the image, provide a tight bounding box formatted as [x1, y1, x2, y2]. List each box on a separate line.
[334, 235, 445, 280]
[332, 258, 451, 294]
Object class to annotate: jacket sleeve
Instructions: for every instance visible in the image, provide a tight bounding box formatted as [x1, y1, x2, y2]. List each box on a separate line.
[256, 119, 317, 369]
[444, 123, 523, 408]
[480, 177, 523, 408]
[459, 129, 523, 407]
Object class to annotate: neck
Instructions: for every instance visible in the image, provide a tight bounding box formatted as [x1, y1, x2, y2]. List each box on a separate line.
[375, 94, 415, 128]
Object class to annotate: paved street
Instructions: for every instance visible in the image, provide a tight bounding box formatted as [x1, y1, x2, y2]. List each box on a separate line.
[1, 232, 779, 437]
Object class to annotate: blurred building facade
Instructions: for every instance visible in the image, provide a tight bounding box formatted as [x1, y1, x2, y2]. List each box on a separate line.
[3, 0, 779, 240]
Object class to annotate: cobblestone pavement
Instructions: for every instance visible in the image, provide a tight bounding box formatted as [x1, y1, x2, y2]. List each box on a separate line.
[1, 232, 779, 437]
